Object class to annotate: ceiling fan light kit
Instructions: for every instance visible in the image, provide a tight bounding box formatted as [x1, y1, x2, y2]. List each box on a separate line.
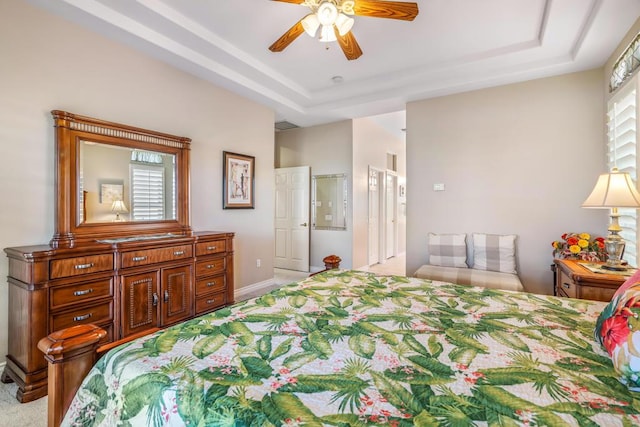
[269, 0, 419, 60]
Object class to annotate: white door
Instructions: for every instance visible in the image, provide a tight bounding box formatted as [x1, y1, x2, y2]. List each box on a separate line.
[385, 172, 397, 259]
[274, 167, 310, 271]
[368, 167, 382, 265]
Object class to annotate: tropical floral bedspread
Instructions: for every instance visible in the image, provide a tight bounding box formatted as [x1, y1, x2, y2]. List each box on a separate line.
[63, 270, 640, 426]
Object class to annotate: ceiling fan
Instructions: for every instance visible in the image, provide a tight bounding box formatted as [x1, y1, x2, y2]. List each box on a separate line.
[269, 0, 419, 60]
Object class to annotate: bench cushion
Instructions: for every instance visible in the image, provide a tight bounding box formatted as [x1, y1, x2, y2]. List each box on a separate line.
[414, 264, 524, 292]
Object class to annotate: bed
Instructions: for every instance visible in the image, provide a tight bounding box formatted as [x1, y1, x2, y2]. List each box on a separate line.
[49, 269, 640, 426]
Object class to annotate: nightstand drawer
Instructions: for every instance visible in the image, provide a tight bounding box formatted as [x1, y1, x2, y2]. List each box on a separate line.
[558, 270, 577, 298]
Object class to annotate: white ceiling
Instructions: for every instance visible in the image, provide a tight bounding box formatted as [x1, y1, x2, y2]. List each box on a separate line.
[27, 0, 640, 132]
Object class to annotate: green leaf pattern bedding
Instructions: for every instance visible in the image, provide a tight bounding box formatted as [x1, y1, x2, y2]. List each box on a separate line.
[62, 270, 640, 426]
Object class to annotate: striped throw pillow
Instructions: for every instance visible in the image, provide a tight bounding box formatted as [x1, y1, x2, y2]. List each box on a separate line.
[428, 233, 468, 268]
[472, 233, 517, 274]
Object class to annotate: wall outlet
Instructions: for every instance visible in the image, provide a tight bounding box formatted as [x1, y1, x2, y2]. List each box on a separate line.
[256, 259, 261, 267]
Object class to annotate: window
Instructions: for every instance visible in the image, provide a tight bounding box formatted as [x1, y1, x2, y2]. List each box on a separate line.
[608, 76, 639, 266]
[130, 164, 165, 221]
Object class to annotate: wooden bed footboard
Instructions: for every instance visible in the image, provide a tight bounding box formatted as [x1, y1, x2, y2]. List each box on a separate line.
[38, 324, 159, 427]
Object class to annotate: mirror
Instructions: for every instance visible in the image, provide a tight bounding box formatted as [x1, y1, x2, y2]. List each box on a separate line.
[50, 110, 191, 248]
[312, 174, 347, 230]
[79, 141, 176, 223]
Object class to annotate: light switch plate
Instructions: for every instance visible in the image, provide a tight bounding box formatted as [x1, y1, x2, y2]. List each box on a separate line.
[433, 183, 445, 191]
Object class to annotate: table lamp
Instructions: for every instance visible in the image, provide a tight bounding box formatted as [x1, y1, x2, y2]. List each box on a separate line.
[111, 200, 128, 222]
[582, 167, 640, 270]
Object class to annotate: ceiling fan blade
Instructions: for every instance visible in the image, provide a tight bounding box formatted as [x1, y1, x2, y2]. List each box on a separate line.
[269, 20, 305, 52]
[353, 0, 419, 21]
[336, 30, 363, 61]
[270, 0, 306, 4]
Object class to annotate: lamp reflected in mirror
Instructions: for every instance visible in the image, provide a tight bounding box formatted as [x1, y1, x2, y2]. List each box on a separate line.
[111, 200, 128, 222]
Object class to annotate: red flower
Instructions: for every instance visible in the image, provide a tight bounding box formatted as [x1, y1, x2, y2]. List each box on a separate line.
[567, 237, 579, 245]
[602, 315, 631, 355]
[596, 237, 605, 243]
[561, 233, 568, 240]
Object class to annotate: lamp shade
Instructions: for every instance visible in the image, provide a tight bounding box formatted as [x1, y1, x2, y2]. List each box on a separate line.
[582, 168, 640, 208]
[301, 13, 320, 37]
[335, 13, 354, 36]
[111, 200, 129, 213]
[319, 25, 337, 42]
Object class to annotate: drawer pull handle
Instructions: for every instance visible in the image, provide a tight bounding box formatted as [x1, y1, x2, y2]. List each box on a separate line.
[206, 298, 215, 304]
[206, 264, 215, 269]
[74, 263, 94, 270]
[132, 256, 147, 262]
[73, 313, 92, 322]
[153, 293, 158, 306]
[207, 246, 217, 251]
[164, 290, 169, 303]
[207, 281, 217, 287]
[73, 288, 94, 296]
[562, 283, 570, 289]
[173, 251, 185, 256]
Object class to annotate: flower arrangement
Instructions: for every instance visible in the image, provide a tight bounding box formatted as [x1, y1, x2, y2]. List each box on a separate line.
[552, 232, 606, 262]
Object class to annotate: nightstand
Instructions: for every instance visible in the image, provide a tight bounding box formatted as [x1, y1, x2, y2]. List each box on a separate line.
[554, 259, 628, 302]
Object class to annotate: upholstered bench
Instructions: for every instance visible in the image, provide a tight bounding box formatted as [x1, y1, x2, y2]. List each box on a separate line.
[414, 264, 524, 291]
[413, 232, 524, 292]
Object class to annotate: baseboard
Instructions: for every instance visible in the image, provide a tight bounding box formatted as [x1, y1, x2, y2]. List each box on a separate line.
[234, 278, 275, 302]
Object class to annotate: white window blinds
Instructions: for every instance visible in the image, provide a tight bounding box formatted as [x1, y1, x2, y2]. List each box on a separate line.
[608, 78, 638, 267]
[131, 164, 165, 221]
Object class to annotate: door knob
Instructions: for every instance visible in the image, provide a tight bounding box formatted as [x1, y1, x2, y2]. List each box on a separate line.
[300, 222, 308, 227]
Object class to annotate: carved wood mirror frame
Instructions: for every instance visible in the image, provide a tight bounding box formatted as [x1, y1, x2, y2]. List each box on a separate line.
[50, 110, 192, 248]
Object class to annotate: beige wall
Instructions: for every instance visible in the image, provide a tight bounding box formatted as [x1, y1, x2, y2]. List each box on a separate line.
[275, 121, 354, 269]
[0, 0, 275, 360]
[406, 69, 606, 295]
[352, 118, 406, 268]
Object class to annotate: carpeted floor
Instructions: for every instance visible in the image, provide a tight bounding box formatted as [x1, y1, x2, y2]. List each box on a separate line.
[0, 381, 47, 426]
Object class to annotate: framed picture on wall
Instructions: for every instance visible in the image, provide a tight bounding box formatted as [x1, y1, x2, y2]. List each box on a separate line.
[99, 180, 124, 204]
[223, 151, 255, 209]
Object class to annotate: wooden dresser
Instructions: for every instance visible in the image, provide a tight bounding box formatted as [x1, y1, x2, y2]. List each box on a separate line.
[554, 259, 626, 302]
[2, 231, 234, 402]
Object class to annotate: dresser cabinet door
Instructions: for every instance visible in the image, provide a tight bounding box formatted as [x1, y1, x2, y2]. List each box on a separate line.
[161, 265, 193, 326]
[121, 271, 159, 338]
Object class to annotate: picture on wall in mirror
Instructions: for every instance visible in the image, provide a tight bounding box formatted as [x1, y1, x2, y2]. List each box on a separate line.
[223, 151, 255, 209]
[99, 180, 124, 204]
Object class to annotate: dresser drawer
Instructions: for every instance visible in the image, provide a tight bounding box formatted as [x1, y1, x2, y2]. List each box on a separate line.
[121, 245, 192, 268]
[196, 257, 226, 277]
[195, 291, 226, 314]
[195, 274, 226, 296]
[50, 278, 113, 310]
[50, 301, 113, 332]
[50, 254, 114, 279]
[195, 240, 226, 256]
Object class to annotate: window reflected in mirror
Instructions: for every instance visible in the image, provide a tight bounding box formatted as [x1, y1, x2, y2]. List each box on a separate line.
[79, 140, 176, 224]
[312, 174, 347, 230]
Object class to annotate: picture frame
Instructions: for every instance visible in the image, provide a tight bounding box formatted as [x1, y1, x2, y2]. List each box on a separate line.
[99, 179, 124, 204]
[223, 151, 255, 209]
